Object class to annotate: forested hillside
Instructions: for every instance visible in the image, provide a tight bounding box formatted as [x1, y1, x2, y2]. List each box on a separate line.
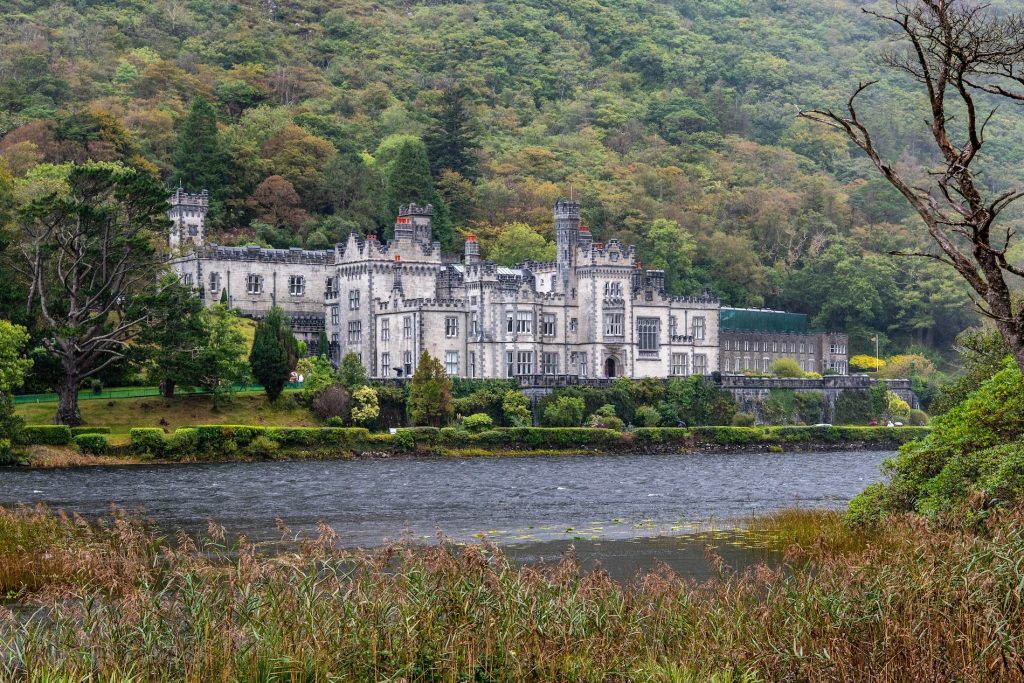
[3, 0, 1023, 354]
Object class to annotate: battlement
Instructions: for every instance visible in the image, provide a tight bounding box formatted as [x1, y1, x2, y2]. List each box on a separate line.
[553, 198, 581, 220]
[169, 187, 209, 208]
[201, 244, 332, 265]
[398, 203, 434, 217]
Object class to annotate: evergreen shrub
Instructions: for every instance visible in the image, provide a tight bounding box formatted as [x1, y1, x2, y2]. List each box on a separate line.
[73, 433, 108, 455]
[130, 428, 166, 454]
[18, 425, 72, 445]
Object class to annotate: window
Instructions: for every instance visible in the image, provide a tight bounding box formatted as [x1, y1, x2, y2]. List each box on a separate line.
[506, 312, 514, 334]
[325, 277, 338, 298]
[638, 317, 660, 352]
[743, 356, 750, 371]
[381, 352, 390, 377]
[330, 333, 339, 355]
[744, 340, 750, 352]
[182, 273, 194, 286]
[723, 339, 730, 351]
[516, 351, 534, 375]
[799, 342, 806, 354]
[403, 316, 412, 339]
[725, 357, 732, 372]
[349, 290, 360, 310]
[604, 312, 624, 336]
[541, 313, 556, 336]
[505, 351, 514, 378]
[669, 316, 678, 338]
[209, 272, 221, 291]
[289, 275, 305, 296]
[470, 312, 478, 335]
[693, 317, 706, 340]
[579, 352, 588, 377]
[772, 341, 778, 353]
[380, 319, 389, 341]
[763, 357, 770, 372]
[445, 351, 459, 376]
[347, 321, 361, 344]
[694, 354, 707, 375]
[469, 352, 476, 378]
[331, 306, 339, 325]
[246, 273, 263, 295]
[403, 351, 413, 375]
[515, 311, 533, 334]
[603, 281, 623, 297]
[542, 352, 559, 375]
[445, 316, 458, 338]
[671, 353, 688, 376]
[570, 318, 578, 333]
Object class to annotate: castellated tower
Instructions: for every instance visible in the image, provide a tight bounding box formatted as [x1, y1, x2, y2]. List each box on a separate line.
[168, 187, 208, 252]
[464, 233, 480, 264]
[394, 203, 434, 245]
[554, 198, 581, 290]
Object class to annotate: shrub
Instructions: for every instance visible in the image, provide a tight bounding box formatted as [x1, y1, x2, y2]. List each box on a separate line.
[18, 425, 72, 446]
[167, 428, 199, 457]
[130, 428, 166, 455]
[542, 396, 586, 427]
[908, 409, 929, 426]
[834, 389, 872, 425]
[350, 385, 380, 425]
[879, 354, 936, 379]
[794, 392, 824, 424]
[73, 433, 108, 455]
[325, 416, 344, 427]
[70, 426, 112, 435]
[248, 435, 280, 458]
[850, 354, 885, 372]
[297, 355, 337, 405]
[760, 389, 796, 424]
[410, 352, 453, 426]
[392, 429, 416, 452]
[731, 412, 756, 427]
[502, 390, 531, 427]
[461, 413, 494, 433]
[313, 384, 350, 421]
[0, 438, 13, 465]
[634, 405, 661, 427]
[587, 405, 624, 431]
[886, 391, 911, 422]
[771, 358, 804, 378]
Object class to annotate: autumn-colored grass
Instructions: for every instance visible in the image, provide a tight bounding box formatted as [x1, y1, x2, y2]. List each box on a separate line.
[1, 505, 1023, 681]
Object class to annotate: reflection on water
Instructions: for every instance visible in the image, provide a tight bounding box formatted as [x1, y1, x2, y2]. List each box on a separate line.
[0, 450, 888, 580]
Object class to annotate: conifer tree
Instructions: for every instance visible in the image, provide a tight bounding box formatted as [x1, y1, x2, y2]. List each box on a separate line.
[249, 306, 293, 401]
[409, 351, 453, 427]
[338, 351, 368, 391]
[382, 136, 453, 248]
[172, 97, 227, 201]
[316, 329, 330, 358]
[219, 288, 228, 305]
[425, 86, 479, 179]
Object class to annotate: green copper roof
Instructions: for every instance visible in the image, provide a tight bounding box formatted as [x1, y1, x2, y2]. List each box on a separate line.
[719, 307, 807, 333]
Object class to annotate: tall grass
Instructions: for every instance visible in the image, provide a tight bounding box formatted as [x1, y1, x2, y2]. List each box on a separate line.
[1, 505, 1023, 681]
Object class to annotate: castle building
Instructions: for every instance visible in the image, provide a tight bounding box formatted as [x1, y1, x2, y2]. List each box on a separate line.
[718, 307, 849, 375]
[169, 195, 721, 379]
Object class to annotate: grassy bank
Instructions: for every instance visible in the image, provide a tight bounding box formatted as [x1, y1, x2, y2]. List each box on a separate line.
[1, 505, 1022, 681]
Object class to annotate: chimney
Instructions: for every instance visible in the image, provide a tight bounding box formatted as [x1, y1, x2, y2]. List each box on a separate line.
[464, 233, 480, 264]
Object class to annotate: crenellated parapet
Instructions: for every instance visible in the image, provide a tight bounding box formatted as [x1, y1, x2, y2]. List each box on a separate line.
[201, 244, 332, 265]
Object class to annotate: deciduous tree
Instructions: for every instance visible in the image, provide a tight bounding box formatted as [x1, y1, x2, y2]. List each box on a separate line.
[409, 351, 453, 427]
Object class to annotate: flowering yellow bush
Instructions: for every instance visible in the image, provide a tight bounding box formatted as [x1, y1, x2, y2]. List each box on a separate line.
[850, 355, 885, 372]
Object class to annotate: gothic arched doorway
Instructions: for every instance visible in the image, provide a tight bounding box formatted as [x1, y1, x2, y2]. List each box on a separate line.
[605, 357, 617, 378]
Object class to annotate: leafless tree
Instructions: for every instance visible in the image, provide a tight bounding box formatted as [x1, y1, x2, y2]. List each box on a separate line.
[799, 0, 1024, 373]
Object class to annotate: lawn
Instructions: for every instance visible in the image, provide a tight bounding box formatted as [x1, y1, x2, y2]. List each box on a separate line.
[15, 391, 317, 434]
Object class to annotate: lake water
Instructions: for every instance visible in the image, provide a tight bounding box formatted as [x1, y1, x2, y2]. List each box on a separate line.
[0, 450, 890, 580]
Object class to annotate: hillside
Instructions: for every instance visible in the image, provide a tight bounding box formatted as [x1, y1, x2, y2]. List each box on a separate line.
[2, 0, 1023, 353]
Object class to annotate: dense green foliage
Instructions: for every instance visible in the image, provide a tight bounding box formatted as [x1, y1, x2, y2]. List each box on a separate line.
[3, 0, 1016, 356]
[409, 351, 453, 427]
[249, 307, 293, 402]
[849, 360, 1024, 525]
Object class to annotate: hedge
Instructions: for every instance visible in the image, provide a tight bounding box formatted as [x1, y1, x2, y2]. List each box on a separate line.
[130, 428, 167, 455]
[73, 433, 108, 455]
[70, 426, 112, 436]
[18, 425, 72, 445]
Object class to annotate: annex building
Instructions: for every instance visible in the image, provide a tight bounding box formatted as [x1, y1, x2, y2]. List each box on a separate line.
[169, 190, 847, 380]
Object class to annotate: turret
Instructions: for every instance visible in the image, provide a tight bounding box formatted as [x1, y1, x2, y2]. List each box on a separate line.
[464, 233, 480, 264]
[168, 186, 208, 252]
[395, 203, 434, 245]
[554, 198, 581, 290]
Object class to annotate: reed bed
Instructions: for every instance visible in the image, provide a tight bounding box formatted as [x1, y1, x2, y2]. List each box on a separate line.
[1, 505, 1023, 682]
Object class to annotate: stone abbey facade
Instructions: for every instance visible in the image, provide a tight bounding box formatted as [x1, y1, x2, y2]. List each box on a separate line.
[170, 195, 721, 380]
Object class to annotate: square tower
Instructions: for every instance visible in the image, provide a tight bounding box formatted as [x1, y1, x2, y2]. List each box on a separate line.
[168, 187, 209, 252]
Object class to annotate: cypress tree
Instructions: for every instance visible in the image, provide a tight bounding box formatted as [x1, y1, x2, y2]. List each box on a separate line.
[172, 96, 227, 201]
[249, 306, 292, 401]
[409, 351, 453, 427]
[316, 329, 330, 358]
[219, 288, 228, 305]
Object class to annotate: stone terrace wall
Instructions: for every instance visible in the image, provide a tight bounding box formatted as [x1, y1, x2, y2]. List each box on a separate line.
[717, 375, 918, 423]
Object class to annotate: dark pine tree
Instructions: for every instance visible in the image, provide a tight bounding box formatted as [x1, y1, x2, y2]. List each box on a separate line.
[424, 86, 479, 180]
[384, 137, 453, 249]
[172, 97, 227, 202]
[249, 306, 292, 401]
[316, 329, 330, 358]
